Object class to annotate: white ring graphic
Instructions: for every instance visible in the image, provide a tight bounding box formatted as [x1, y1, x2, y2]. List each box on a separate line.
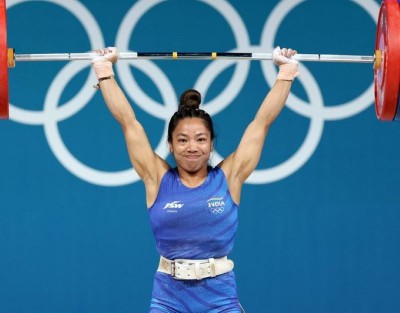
[261, 0, 379, 120]
[7, 0, 103, 125]
[115, 0, 251, 118]
[43, 61, 139, 186]
[247, 0, 379, 183]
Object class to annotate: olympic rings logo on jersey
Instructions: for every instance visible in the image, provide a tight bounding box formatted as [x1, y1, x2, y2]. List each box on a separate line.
[6, 0, 379, 187]
[210, 207, 225, 214]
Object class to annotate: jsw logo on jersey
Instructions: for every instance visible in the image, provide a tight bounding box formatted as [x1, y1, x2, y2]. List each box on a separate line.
[163, 201, 184, 209]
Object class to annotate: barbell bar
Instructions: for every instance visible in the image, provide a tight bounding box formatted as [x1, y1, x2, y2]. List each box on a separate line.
[11, 51, 375, 63]
[0, 0, 399, 122]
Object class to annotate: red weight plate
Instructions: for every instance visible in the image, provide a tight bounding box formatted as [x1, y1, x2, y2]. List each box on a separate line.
[374, 0, 400, 121]
[0, 0, 8, 119]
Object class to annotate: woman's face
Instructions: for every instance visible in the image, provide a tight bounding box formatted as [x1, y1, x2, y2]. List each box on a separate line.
[169, 118, 213, 174]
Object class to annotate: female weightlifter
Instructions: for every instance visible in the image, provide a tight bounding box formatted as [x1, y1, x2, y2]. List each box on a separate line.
[91, 46, 298, 312]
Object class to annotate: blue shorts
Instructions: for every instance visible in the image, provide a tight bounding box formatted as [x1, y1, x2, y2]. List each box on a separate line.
[149, 271, 244, 313]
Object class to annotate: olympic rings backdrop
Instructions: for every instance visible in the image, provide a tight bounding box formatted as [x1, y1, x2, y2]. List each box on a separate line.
[1, 1, 400, 312]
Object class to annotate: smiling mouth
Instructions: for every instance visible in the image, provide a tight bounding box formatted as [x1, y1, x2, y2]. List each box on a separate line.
[185, 155, 201, 159]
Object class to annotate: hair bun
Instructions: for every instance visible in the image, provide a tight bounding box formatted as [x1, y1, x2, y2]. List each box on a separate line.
[179, 89, 201, 110]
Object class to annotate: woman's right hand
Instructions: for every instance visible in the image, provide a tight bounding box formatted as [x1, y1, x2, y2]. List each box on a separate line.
[91, 47, 118, 81]
[92, 47, 119, 64]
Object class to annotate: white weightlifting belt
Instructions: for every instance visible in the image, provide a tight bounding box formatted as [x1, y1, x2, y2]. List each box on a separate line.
[157, 255, 234, 280]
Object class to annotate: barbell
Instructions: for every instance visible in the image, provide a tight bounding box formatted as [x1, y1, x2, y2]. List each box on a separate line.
[0, 0, 399, 122]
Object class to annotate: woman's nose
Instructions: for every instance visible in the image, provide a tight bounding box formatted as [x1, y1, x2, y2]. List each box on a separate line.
[187, 140, 198, 151]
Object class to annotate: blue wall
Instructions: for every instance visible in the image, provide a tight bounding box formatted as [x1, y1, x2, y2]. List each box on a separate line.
[1, 0, 400, 312]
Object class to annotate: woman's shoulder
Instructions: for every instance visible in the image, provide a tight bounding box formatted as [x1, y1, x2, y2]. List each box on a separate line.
[208, 165, 225, 179]
[165, 167, 179, 178]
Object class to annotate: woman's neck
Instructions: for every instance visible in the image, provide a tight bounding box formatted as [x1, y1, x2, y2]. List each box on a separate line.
[177, 166, 209, 188]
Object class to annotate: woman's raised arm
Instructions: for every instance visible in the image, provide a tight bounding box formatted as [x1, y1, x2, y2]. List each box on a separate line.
[91, 48, 169, 204]
[220, 47, 299, 203]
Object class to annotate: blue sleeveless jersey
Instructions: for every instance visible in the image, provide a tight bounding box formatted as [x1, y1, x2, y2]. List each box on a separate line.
[148, 166, 239, 260]
[147, 166, 243, 312]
